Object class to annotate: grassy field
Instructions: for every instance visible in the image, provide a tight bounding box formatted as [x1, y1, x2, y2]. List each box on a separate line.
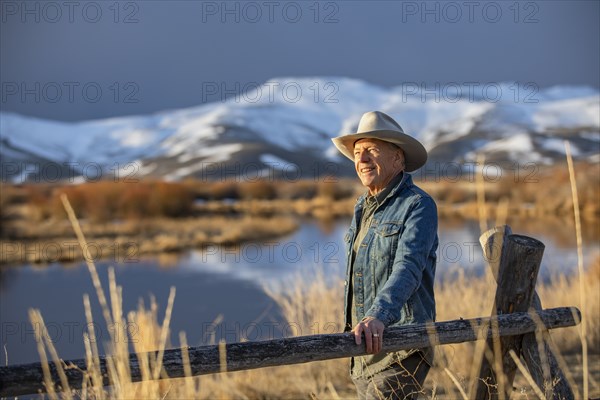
[26, 251, 599, 399]
[0, 214, 299, 264]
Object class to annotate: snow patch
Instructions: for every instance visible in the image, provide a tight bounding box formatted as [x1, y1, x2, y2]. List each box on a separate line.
[259, 154, 298, 170]
[541, 139, 580, 156]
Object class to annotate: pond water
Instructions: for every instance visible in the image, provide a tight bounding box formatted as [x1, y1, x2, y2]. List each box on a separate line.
[1, 217, 597, 365]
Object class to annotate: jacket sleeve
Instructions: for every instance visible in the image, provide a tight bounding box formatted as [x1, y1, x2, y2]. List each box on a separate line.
[364, 195, 437, 326]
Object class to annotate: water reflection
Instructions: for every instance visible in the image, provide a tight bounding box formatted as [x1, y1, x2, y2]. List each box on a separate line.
[0, 261, 284, 365]
[182, 216, 599, 281]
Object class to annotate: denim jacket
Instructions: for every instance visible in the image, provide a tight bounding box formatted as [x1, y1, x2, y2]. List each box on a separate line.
[344, 173, 438, 332]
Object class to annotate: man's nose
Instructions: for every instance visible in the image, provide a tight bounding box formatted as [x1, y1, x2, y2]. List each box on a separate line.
[358, 151, 370, 162]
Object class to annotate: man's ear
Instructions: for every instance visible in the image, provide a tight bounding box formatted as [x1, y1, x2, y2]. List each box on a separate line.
[395, 150, 406, 169]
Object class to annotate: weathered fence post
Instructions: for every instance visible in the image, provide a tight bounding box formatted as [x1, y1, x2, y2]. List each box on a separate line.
[471, 226, 544, 399]
[471, 226, 574, 399]
[522, 294, 575, 399]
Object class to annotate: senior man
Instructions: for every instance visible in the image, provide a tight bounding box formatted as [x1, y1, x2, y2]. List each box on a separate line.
[332, 111, 438, 399]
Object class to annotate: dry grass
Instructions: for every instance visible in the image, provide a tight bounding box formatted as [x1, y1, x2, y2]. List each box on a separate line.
[192, 271, 353, 399]
[1, 179, 358, 264]
[2, 162, 598, 266]
[429, 256, 600, 398]
[10, 181, 196, 223]
[537, 257, 600, 350]
[421, 161, 600, 221]
[0, 215, 298, 264]
[4, 162, 597, 230]
[27, 253, 600, 399]
[196, 197, 357, 219]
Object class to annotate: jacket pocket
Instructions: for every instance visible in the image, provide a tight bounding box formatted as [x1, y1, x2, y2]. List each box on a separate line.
[374, 222, 403, 261]
[372, 222, 403, 289]
[374, 222, 402, 237]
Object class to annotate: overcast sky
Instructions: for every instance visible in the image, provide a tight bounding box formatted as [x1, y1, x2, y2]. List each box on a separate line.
[1, 0, 599, 121]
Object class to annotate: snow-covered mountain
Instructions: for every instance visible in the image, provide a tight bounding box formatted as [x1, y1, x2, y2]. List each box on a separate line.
[1, 77, 599, 183]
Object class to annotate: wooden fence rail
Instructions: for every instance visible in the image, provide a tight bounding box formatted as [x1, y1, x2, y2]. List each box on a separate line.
[0, 307, 580, 397]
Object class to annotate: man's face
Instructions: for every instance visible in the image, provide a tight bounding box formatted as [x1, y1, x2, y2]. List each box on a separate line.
[353, 138, 405, 195]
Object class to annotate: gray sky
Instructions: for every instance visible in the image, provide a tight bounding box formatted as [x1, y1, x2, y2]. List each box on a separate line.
[1, 0, 599, 121]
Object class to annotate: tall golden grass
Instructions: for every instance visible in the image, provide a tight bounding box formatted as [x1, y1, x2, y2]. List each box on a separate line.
[29, 248, 599, 398]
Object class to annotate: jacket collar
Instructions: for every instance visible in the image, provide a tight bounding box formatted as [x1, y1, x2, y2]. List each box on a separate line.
[356, 171, 412, 207]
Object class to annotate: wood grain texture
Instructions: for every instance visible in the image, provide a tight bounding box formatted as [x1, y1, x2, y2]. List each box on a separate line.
[473, 226, 574, 400]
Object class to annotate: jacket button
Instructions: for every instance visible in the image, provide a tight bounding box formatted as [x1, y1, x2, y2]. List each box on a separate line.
[344, 280, 348, 286]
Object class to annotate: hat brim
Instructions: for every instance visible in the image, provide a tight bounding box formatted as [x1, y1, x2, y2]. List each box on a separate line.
[331, 129, 427, 172]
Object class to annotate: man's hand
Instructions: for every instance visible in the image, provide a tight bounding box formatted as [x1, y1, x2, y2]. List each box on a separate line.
[351, 316, 385, 354]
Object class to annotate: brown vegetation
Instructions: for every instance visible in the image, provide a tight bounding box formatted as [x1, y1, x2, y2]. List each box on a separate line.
[53, 180, 196, 221]
[27, 255, 600, 399]
[0, 215, 298, 264]
[1, 162, 597, 265]
[421, 161, 600, 220]
[2, 163, 597, 227]
[2, 180, 196, 223]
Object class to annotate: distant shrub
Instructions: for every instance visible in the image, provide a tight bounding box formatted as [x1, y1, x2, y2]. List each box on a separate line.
[0, 184, 26, 235]
[238, 180, 276, 200]
[83, 181, 122, 222]
[23, 185, 53, 221]
[117, 183, 153, 219]
[47, 180, 195, 222]
[275, 180, 318, 199]
[52, 185, 86, 219]
[207, 181, 240, 200]
[317, 178, 356, 200]
[1, 184, 28, 205]
[151, 181, 194, 217]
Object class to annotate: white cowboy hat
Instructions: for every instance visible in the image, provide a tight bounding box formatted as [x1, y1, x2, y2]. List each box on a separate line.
[332, 111, 427, 172]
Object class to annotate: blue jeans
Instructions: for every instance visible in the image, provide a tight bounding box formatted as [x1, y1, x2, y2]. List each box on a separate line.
[352, 351, 432, 399]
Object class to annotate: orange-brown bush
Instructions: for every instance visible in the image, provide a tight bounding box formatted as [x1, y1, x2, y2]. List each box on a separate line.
[148, 181, 194, 217]
[1, 184, 29, 205]
[81, 181, 122, 222]
[419, 162, 600, 219]
[185, 178, 359, 202]
[238, 180, 277, 200]
[43, 181, 195, 222]
[316, 177, 357, 200]
[21, 185, 53, 221]
[275, 180, 318, 199]
[191, 180, 240, 200]
[117, 183, 154, 219]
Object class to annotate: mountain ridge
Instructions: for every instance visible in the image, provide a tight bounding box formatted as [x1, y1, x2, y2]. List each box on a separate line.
[1, 77, 598, 183]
